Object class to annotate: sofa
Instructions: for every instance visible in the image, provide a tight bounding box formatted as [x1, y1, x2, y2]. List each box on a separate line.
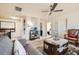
[64, 29, 79, 46]
[0, 35, 28, 55]
[0, 36, 13, 55]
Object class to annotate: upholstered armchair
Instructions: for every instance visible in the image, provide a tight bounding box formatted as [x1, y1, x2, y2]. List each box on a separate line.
[64, 29, 79, 46]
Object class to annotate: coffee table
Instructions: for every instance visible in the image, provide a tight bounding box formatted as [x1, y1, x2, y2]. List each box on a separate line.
[43, 38, 68, 55]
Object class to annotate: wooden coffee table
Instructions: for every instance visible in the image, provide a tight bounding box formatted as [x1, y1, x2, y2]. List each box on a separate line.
[43, 38, 68, 55]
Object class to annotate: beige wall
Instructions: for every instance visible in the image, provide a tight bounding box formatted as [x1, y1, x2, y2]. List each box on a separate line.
[25, 16, 48, 40]
[51, 11, 79, 38]
[0, 18, 23, 38]
[0, 16, 47, 41]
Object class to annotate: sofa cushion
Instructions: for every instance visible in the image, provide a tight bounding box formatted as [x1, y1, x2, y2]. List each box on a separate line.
[14, 40, 26, 55]
[18, 39, 28, 53]
[18, 39, 27, 47]
[0, 36, 13, 55]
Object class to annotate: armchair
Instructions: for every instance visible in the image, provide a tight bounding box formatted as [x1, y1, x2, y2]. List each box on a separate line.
[64, 29, 79, 46]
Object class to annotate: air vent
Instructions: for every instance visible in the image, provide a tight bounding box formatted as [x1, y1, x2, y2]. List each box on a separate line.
[15, 6, 22, 12]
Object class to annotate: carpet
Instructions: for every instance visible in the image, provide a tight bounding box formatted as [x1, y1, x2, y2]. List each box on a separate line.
[37, 44, 79, 55]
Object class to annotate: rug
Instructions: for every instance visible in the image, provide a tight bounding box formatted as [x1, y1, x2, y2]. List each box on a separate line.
[37, 44, 79, 55]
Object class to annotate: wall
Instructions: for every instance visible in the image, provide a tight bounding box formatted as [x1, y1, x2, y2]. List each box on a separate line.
[51, 18, 58, 37]
[25, 16, 47, 40]
[0, 18, 23, 39]
[0, 4, 50, 40]
[0, 16, 48, 41]
[53, 11, 79, 38]
[24, 16, 41, 40]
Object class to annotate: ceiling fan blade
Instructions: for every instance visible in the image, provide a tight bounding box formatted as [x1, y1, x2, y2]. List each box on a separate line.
[41, 11, 49, 12]
[49, 12, 52, 16]
[50, 3, 58, 11]
[49, 11, 52, 15]
[49, 3, 58, 15]
[53, 9, 63, 12]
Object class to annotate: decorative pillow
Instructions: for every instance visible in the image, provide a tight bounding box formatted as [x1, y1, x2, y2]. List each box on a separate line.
[14, 40, 26, 55]
[68, 29, 78, 38]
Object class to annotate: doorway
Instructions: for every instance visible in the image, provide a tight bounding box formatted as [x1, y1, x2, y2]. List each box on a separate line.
[47, 22, 52, 35]
[40, 23, 43, 36]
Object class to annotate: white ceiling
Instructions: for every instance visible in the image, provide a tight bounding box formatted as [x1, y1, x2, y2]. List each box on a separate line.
[0, 3, 79, 20]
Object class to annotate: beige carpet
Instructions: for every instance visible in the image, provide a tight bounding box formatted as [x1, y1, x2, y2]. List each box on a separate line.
[37, 44, 79, 55]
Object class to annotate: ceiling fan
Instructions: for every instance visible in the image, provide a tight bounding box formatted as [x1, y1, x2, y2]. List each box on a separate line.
[41, 3, 63, 16]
